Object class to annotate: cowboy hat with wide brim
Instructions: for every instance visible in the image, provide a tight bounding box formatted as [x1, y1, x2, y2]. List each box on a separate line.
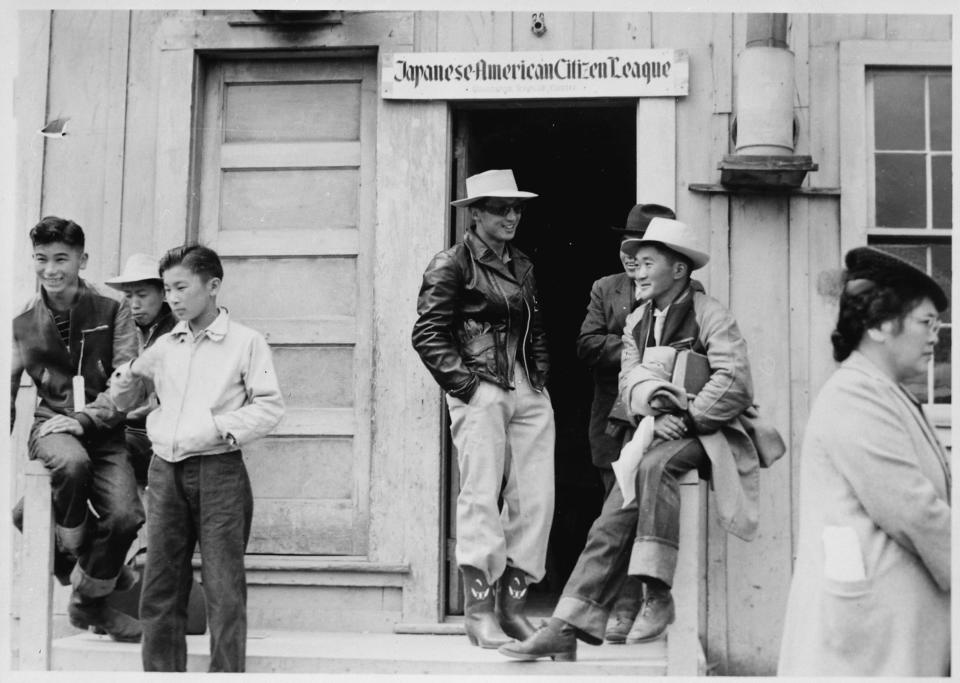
[450, 169, 538, 208]
[611, 203, 676, 236]
[620, 217, 710, 270]
[105, 253, 161, 289]
[845, 246, 948, 311]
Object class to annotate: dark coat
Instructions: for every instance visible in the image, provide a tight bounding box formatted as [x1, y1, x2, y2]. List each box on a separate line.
[575, 272, 635, 468]
[411, 227, 549, 401]
[11, 280, 137, 434]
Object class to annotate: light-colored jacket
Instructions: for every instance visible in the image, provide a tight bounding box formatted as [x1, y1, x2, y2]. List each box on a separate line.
[619, 288, 761, 540]
[778, 351, 951, 677]
[110, 308, 285, 462]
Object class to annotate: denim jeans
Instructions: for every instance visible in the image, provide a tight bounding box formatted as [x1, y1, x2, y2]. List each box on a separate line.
[140, 451, 253, 673]
[28, 421, 144, 596]
[124, 426, 153, 487]
[554, 437, 707, 642]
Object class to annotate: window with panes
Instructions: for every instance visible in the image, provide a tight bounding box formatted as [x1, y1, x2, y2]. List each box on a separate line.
[866, 68, 951, 406]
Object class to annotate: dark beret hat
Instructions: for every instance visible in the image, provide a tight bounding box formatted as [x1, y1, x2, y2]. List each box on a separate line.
[845, 246, 948, 311]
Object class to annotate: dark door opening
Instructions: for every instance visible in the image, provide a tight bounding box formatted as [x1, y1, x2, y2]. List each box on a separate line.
[445, 103, 638, 615]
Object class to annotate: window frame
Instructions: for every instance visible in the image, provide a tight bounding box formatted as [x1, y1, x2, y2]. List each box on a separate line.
[839, 40, 952, 427]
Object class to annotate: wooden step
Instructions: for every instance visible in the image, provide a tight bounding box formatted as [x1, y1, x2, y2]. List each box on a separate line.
[52, 629, 668, 675]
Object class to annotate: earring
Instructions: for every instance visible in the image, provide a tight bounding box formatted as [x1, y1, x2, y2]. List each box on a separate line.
[867, 328, 885, 343]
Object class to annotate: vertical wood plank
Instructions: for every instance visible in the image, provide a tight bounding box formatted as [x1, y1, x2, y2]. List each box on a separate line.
[885, 14, 951, 41]
[414, 10, 438, 52]
[809, 14, 868, 46]
[726, 195, 794, 675]
[668, 475, 706, 676]
[865, 14, 887, 40]
[153, 44, 196, 252]
[635, 98, 675, 208]
[13, 11, 50, 307]
[838, 41, 866, 255]
[571, 12, 593, 49]
[787, 197, 810, 551]
[435, 12, 510, 52]
[712, 13, 734, 114]
[371, 99, 449, 621]
[100, 11, 131, 279]
[592, 12, 651, 49]
[120, 11, 165, 262]
[789, 14, 811, 162]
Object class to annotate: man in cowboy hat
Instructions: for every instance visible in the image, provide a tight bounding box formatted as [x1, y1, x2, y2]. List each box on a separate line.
[104, 253, 177, 485]
[575, 202, 678, 643]
[501, 216, 769, 661]
[412, 169, 555, 649]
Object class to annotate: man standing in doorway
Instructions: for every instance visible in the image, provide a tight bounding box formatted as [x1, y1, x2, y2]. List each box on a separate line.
[574, 203, 676, 643]
[412, 169, 555, 649]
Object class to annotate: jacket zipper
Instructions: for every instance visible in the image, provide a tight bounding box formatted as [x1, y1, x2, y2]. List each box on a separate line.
[171, 335, 199, 458]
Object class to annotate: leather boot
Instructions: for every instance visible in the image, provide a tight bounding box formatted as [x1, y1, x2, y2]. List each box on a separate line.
[69, 589, 142, 643]
[495, 566, 536, 641]
[626, 581, 675, 643]
[498, 617, 577, 662]
[461, 566, 511, 648]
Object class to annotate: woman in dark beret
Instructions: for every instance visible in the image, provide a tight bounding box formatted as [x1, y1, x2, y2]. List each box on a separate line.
[778, 247, 950, 676]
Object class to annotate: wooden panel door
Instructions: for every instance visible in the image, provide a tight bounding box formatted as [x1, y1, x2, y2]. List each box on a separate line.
[198, 56, 376, 555]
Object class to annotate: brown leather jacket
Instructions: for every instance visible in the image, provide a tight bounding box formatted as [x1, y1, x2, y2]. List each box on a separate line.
[411, 228, 549, 401]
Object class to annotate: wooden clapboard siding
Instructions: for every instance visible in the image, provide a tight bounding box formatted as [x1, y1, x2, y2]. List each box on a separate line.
[197, 56, 377, 556]
[592, 13, 652, 48]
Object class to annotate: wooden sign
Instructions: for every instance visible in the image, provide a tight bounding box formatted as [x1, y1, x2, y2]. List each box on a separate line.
[381, 49, 688, 100]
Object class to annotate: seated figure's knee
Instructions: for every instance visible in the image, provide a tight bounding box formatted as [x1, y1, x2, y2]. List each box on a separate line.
[106, 506, 146, 541]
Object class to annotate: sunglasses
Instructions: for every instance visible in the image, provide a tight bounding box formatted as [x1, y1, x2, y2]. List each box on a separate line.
[478, 202, 525, 217]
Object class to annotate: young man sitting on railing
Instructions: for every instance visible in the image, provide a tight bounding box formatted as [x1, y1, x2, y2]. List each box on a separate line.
[11, 217, 144, 642]
[500, 217, 782, 661]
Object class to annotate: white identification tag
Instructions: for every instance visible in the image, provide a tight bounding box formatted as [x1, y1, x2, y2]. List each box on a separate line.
[72, 375, 86, 412]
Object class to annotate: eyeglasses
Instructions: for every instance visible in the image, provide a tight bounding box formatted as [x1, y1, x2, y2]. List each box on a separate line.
[908, 314, 943, 335]
[478, 202, 524, 217]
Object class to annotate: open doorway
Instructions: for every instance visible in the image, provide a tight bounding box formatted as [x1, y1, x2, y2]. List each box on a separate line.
[444, 102, 638, 615]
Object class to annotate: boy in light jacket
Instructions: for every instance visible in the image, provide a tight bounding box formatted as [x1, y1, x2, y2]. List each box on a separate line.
[109, 244, 284, 672]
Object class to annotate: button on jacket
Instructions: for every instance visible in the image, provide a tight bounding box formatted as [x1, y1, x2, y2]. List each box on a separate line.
[411, 227, 549, 401]
[109, 309, 284, 462]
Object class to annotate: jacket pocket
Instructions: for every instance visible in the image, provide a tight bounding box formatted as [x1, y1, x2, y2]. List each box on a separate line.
[462, 331, 499, 375]
[820, 576, 885, 660]
[176, 409, 223, 454]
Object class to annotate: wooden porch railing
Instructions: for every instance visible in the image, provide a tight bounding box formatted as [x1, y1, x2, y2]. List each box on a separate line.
[18, 459, 55, 670]
[667, 471, 708, 676]
[16, 462, 707, 674]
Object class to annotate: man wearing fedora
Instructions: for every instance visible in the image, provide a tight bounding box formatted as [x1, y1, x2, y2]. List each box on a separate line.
[575, 202, 678, 643]
[412, 169, 555, 649]
[104, 253, 177, 484]
[501, 216, 764, 661]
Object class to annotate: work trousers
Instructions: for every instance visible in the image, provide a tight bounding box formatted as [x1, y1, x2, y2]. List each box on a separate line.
[140, 451, 253, 673]
[446, 367, 555, 584]
[28, 421, 144, 597]
[554, 437, 708, 642]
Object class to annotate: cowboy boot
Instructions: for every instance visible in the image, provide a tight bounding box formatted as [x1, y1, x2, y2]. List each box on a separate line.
[461, 566, 511, 648]
[626, 580, 675, 643]
[69, 589, 142, 643]
[498, 617, 577, 662]
[495, 566, 536, 641]
[604, 575, 642, 644]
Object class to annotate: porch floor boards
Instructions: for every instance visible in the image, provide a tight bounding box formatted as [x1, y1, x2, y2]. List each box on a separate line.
[51, 629, 668, 676]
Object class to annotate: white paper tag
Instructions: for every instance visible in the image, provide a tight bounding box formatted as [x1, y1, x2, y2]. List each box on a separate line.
[72, 375, 86, 412]
[822, 525, 866, 582]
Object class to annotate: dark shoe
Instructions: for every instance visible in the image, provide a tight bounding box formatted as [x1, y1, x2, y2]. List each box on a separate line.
[461, 566, 511, 649]
[114, 564, 140, 592]
[604, 611, 638, 644]
[69, 591, 142, 643]
[495, 566, 536, 641]
[498, 619, 577, 662]
[626, 590, 675, 643]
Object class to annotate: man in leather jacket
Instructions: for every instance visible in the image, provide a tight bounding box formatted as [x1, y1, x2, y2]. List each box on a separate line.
[412, 169, 555, 649]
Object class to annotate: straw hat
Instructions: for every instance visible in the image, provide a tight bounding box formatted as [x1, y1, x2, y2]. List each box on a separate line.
[450, 169, 538, 208]
[620, 217, 710, 270]
[105, 253, 161, 289]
